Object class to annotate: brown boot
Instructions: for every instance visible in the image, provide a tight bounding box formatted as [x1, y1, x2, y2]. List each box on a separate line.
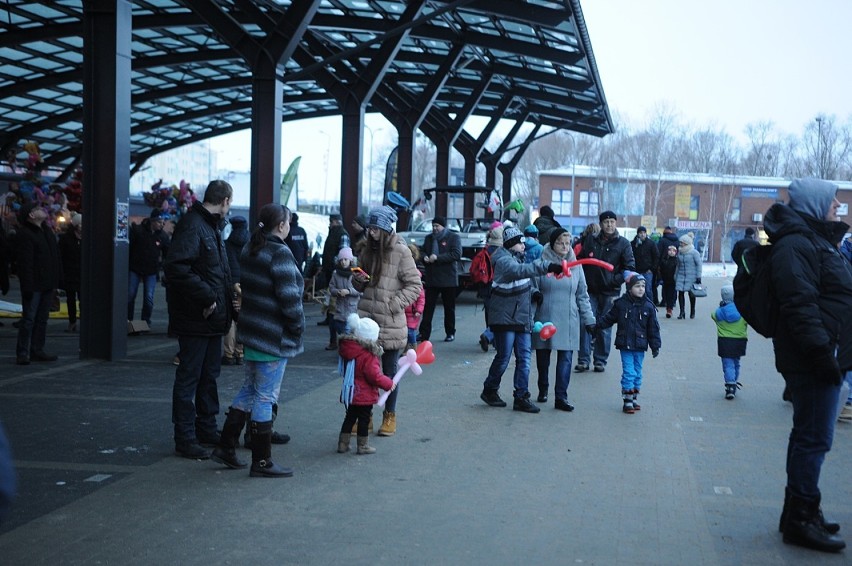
[356, 435, 376, 455]
[337, 432, 351, 453]
[377, 411, 396, 436]
[350, 415, 373, 435]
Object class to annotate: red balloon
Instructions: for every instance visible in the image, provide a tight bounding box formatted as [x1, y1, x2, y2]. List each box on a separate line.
[416, 340, 436, 364]
[539, 325, 557, 340]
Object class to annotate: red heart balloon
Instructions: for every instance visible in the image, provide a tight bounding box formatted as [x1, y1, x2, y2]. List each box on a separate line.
[540, 325, 557, 340]
[416, 340, 436, 364]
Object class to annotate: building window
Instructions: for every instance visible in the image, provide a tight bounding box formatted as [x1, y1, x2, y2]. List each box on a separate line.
[730, 197, 741, 222]
[689, 195, 699, 220]
[579, 190, 600, 217]
[551, 189, 572, 216]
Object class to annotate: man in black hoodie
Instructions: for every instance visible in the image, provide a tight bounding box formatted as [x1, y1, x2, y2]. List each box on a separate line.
[765, 178, 851, 553]
[128, 208, 170, 327]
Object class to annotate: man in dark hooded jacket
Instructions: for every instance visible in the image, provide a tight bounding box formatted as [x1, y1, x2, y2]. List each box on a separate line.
[533, 205, 562, 246]
[284, 213, 309, 273]
[419, 215, 462, 342]
[765, 178, 851, 553]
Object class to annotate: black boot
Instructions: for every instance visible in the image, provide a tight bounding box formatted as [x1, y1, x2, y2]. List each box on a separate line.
[249, 421, 293, 478]
[244, 404, 290, 448]
[677, 310, 686, 320]
[779, 488, 840, 534]
[782, 494, 845, 552]
[211, 408, 248, 469]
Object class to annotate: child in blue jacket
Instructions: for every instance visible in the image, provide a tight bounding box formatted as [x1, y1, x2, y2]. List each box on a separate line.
[710, 284, 748, 399]
[597, 272, 662, 413]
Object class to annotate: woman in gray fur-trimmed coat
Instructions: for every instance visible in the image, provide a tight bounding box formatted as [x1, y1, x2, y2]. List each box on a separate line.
[674, 233, 702, 319]
[212, 204, 304, 479]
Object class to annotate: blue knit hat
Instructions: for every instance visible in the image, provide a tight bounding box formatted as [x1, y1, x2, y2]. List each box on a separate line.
[367, 206, 397, 233]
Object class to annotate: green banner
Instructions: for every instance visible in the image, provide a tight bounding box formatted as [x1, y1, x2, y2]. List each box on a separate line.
[280, 156, 301, 207]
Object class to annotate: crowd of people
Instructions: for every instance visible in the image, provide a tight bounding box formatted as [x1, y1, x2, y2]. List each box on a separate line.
[2, 176, 851, 556]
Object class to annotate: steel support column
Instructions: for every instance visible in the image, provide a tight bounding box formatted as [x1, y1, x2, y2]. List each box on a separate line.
[434, 139, 450, 217]
[249, 63, 283, 221]
[80, 0, 131, 360]
[340, 97, 364, 225]
[396, 125, 415, 231]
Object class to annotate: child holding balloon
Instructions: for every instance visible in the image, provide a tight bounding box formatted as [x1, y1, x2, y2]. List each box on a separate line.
[595, 272, 662, 414]
[337, 313, 396, 455]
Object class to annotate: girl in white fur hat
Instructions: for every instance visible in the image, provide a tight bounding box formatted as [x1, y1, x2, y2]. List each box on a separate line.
[337, 313, 395, 454]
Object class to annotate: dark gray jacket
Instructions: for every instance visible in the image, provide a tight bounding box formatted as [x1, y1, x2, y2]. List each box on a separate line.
[421, 229, 462, 287]
[487, 247, 548, 332]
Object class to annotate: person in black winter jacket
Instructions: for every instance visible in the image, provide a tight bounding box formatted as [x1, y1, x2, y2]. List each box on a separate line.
[284, 213, 309, 273]
[632, 226, 659, 302]
[764, 178, 852, 553]
[14, 201, 61, 365]
[655, 226, 679, 305]
[419, 215, 462, 342]
[596, 272, 661, 414]
[128, 208, 170, 326]
[575, 210, 635, 373]
[222, 216, 248, 365]
[730, 227, 759, 271]
[164, 180, 235, 460]
[58, 214, 82, 332]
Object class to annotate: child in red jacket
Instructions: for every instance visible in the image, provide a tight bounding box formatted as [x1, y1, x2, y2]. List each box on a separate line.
[405, 244, 427, 348]
[338, 313, 395, 455]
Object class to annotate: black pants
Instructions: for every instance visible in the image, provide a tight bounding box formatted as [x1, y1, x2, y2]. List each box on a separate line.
[678, 291, 696, 313]
[341, 404, 372, 436]
[420, 286, 457, 339]
[662, 280, 676, 309]
[64, 287, 79, 324]
[172, 335, 222, 443]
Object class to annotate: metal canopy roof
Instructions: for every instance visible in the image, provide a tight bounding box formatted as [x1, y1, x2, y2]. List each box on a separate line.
[0, 0, 613, 177]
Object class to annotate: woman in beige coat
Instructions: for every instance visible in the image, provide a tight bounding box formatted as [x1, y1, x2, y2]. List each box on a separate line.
[352, 206, 422, 436]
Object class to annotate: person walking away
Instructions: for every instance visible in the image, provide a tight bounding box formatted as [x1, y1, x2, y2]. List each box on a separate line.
[419, 215, 462, 342]
[284, 212, 309, 273]
[632, 226, 659, 303]
[532, 228, 595, 411]
[575, 210, 635, 373]
[128, 208, 170, 328]
[14, 201, 61, 365]
[533, 205, 561, 246]
[337, 313, 396, 455]
[765, 178, 851, 552]
[328, 247, 361, 345]
[711, 284, 748, 399]
[164, 180, 234, 460]
[731, 227, 759, 271]
[58, 213, 82, 333]
[222, 216, 248, 365]
[351, 206, 421, 437]
[212, 204, 303, 477]
[479, 226, 563, 413]
[523, 225, 543, 263]
[658, 245, 678, 318]
[595, 273, 661, 413]
[674, 234, 702, 319]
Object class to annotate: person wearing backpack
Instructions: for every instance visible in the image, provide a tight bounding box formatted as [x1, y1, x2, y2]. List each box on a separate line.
[764, 178, 852, 553]
[474, 225, 502, 352]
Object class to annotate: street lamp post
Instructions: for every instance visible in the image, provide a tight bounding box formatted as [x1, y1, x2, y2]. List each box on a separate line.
[318, 129, 331, 214]
[815, 116, 824, 178]
[364, 125, 384, 208]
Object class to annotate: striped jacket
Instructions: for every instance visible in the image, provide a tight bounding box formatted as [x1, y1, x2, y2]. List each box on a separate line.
[487, 247, 549, 332]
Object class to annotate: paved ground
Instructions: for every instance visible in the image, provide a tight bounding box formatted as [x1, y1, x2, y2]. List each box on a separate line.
[0, 277, 850, 565]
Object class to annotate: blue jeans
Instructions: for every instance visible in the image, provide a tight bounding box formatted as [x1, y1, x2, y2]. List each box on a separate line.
[483, 330, 532, 398]
[784, 376, 839, 501]
[16, 290, 53, 358]
[407, 328, 417, 345]
[620, 350, 645, 391]
[579, 293, 615, 367]
[642, 271, 654, 301]
[536, 349, 573, 401]
[231, 358, 288, 422]
[128, 271, 157, 324]
[721, 357, 741, 384]
[172, 335, 222, 443]
[382, 349, 401, 412]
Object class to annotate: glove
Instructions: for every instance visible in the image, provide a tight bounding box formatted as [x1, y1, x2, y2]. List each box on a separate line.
[585, 324, 596, 336]
[812, 347, 843, 385]
[695, 278, 702, 284]
[652, 349, 659, 358]
[547, 263, 564, 275]
[532, 291, 543, 305]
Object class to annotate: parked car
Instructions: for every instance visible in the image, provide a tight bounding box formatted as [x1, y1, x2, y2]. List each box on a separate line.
[397, 186, 504, 290]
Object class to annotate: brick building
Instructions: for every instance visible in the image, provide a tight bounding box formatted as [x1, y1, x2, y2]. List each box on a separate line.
[538, 166, 852, 263]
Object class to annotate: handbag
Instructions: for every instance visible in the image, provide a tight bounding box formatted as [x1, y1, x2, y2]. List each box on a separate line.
[691, 283, 708, 298]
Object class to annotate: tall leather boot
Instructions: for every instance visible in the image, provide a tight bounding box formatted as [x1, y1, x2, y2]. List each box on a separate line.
[779, 487, 840, 534]
[249, 421, 293, 478]
[782, 494, 845, 552]
[244, 403, 290, 448]
[211, 408, 248, 469]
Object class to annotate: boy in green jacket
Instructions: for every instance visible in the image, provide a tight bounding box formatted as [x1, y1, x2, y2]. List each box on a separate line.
[711, 284, 748, 399]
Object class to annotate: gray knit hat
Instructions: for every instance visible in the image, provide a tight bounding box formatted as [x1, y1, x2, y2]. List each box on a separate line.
[503, 226, 524, 248]
[367, 206, 397, 233]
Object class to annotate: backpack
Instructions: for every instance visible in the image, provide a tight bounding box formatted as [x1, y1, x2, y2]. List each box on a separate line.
[733, 244, 778, 338]
[469, 247, 493, 286]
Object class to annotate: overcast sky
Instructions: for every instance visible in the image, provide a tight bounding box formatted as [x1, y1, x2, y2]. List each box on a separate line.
[212, 0, 852, 204]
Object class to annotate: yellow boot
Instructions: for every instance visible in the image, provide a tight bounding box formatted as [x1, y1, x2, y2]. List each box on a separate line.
[377, 411, 396, 436]
[350, 416, 373, 435]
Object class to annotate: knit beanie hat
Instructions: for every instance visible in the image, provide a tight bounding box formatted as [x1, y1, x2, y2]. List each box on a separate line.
[487, 226, 504, 247]
[679, 234, 693, 246]
[549, 227, 569, 248]
[523, 224, 538, 237]
[599, 210, 617, 223]
[367, 206, 397, 233]
[432, 215, 447, 228]
[353, 214, 368, 229]
[503, 226, 524, 249]
[338, 247, 354, 261]
[347, 313, 380, 343]
[624, 271, 645, 290]
[720, 284, 734, 304]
